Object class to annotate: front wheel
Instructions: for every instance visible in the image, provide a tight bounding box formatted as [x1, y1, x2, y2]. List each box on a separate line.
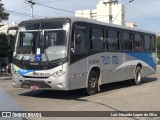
[85, 70, 98, 96]
[1, 66, 6, 73]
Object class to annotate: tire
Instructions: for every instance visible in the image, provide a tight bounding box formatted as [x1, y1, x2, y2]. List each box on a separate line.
[130, 67, 142, 85]
[86, 70, 98, 95]
[1, 66, 6, 73]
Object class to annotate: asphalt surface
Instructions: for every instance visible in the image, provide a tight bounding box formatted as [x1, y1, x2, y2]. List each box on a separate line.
[0, 66, 160, 120]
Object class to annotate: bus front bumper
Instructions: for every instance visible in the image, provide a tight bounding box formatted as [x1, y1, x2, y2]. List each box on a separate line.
[12, 74, 70, 91]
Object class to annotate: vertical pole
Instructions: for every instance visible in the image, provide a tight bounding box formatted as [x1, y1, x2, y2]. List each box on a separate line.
[28, 0, 34, 19]
[31, 0, 34, 19]
[109, 0, 112, 23]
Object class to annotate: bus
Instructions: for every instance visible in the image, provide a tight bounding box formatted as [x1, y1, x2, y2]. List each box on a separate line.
[11, 17, 157, 95]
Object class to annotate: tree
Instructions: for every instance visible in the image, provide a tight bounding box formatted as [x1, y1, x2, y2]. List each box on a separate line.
[0, 33, 7, 47]
[157, 36, 160, 64]
[0, 2, 9, 22]
[157, 36, 160, 53]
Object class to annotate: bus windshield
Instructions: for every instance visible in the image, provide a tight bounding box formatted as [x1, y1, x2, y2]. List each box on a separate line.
[15, 21, 70, 62]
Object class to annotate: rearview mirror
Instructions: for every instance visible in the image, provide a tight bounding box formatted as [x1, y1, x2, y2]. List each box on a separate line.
[76, 34, 81, 45]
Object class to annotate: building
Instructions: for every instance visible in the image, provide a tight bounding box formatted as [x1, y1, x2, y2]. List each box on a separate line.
[0, 23, 17, 34]
[75, 0, 125, 25]
[125, 22, 138, 28]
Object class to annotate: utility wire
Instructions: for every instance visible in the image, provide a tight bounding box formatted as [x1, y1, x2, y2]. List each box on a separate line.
[37, 0, 66, 4]
[10, 4, 28, 11]
[35, 2, 111, 18]
[112, 5, 124, 23]
[5, 2, 24, 9]
[6, 10, 45, 19]
[121, 0, 160, 20]
[124, 5, 160, 21]
[36, 2, 75, 14]
[125, 7, 158, 21]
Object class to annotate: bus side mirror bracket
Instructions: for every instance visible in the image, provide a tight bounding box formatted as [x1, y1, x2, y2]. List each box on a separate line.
[71, 47, 75, 53]
[75, 34, 81, 45]
[71, 34, 81, 53]
[13, 52, 17, 58]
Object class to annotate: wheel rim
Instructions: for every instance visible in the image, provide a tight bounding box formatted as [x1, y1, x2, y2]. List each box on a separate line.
[89, 77, 96, 88]
[88, 71, 98, 95]
[136, 68, 141, 84]
[2, 67, 6, 72]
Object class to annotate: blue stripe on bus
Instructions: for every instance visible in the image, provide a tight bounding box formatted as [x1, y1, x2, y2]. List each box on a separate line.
[124, 52, 157, 70]
[18, 69, 34, 75]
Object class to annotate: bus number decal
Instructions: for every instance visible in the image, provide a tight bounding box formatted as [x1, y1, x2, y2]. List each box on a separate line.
[101, 56, 118, 65]
[101, 56, 110, 64]
[112, 56, 119, 64]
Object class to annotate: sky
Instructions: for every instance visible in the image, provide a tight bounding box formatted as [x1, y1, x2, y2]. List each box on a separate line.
[1, 0, 160, 33]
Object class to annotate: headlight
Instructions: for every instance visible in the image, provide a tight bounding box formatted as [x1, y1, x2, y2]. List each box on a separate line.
[51, 69, 65, 78]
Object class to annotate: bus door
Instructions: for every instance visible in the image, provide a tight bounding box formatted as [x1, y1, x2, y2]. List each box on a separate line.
[69, 25, 88, 89]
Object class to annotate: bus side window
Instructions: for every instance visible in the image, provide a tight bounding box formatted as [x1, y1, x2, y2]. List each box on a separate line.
[122, 32, 132, 50]
[107, 30, 119, 51]
[144, 35, 151, 51]
[74, 27, 86, 55]
[134, 34, 142, 51]
[90, 28, 105, 51]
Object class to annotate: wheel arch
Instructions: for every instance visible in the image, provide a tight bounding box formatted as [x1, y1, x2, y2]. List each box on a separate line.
[135, 63, 143, 75]
[136, 63, 142, 69]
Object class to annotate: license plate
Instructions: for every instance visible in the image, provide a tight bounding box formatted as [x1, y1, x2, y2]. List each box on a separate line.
[30, 86, 40, 90]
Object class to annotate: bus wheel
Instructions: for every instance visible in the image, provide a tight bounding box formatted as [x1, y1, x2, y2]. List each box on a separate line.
[131, 67, 142, 85]
[86, 70, 98, 95]
[1, 65, 6, 73]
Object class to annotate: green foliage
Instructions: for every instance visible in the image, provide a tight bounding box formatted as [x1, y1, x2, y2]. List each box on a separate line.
[157, 36, 160, 64]
[0, 3, 9, 22]
[0, 33, 7, 47]
[0, 33, 15, 51]
[157, 36, 160, 53]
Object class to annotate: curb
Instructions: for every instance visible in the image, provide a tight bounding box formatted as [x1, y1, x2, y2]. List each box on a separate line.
[0, 77, 12, 80]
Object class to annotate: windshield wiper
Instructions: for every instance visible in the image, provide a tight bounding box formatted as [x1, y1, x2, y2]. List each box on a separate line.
[44, 49, 51, 65]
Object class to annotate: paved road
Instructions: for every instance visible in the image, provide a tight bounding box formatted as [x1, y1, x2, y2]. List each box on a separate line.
[0, 66, 160, 120]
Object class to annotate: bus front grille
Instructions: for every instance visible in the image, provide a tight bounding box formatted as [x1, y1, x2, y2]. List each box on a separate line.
[22, 76, 49, 79]
[21, 80, 52, 88]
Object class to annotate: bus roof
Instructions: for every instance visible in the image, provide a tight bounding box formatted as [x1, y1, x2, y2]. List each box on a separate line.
[19, 17, 155, 35]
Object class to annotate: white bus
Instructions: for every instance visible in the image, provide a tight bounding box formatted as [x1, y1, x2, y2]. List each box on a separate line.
[12, 17, 157, 95]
